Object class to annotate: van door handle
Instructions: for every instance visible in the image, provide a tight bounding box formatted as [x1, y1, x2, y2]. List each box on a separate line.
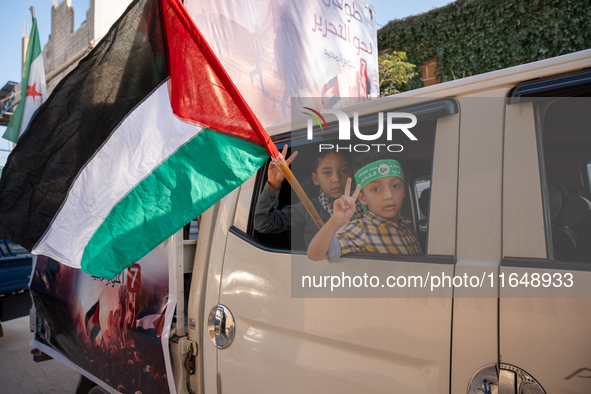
[207, 304, 235, 349]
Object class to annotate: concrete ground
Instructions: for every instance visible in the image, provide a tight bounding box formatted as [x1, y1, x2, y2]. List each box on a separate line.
[0, 316, 80, 394]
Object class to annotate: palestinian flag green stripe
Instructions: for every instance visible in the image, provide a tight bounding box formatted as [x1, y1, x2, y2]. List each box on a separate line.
[82, 128, 267, 279]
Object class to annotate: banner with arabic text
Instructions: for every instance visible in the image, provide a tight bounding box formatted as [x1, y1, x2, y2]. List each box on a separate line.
[186, 0, 378, 126]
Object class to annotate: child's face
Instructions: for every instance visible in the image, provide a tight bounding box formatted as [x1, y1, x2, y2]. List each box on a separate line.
[311, 153, 352, 199]
[358, 176, 405, 219]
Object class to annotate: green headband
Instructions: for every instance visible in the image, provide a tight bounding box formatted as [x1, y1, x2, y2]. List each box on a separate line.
[355, 159, 404, 190]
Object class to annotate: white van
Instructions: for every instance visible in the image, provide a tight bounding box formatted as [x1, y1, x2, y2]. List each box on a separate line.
[174, 48, 591, 394]
[28, 49, 591, 394]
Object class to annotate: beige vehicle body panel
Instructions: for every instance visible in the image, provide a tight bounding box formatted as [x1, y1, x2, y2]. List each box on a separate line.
[181, 49, 591, 394]
[500, 98, 591, 393]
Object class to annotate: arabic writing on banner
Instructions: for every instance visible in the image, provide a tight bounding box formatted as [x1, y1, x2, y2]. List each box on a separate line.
[29, 239, 177, 394]
[186, 0, 378, 126]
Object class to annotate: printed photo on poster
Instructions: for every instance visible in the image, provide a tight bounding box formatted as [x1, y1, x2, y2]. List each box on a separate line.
[29, 239, 177, 394]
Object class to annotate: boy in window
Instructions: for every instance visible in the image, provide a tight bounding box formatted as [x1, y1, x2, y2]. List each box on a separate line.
[254, 145, 363, 247]
[307, 159, 422, 262]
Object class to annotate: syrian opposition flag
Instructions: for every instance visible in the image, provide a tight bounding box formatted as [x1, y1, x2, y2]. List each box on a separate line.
[0, 0, 280, 279]
[85, 301, 101, 342]
[3, 14, 47, 143]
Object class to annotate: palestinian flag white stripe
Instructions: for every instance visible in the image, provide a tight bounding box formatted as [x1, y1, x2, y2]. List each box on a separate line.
[34, 83, 203, 268]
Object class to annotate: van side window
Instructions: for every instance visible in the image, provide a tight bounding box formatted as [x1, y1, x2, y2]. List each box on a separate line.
[244, 106, 452, 257]
[540, 98, 591, 262]
[249, 155, 293, 251]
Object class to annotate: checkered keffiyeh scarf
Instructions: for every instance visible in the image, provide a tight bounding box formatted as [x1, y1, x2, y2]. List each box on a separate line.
[318, 190, 365, 220]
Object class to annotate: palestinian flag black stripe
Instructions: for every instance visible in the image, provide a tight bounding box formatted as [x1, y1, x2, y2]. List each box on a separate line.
[0, 0, 167, 250]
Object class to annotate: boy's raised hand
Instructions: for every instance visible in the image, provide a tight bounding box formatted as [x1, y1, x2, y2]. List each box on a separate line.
[308, 178, 361, 261]
[268, 144, 298, 190]
[332, 178, 361, 225]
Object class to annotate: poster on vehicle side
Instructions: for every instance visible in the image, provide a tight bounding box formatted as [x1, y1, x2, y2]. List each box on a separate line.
[29, 238, 177, 394]
[186, 0, 379, 126]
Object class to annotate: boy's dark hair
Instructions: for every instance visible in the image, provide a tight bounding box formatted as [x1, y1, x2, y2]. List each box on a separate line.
[311, 150, 352, 173]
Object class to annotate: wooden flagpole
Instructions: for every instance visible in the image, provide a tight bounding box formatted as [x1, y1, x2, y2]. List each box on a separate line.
[275, 158, 325, 230]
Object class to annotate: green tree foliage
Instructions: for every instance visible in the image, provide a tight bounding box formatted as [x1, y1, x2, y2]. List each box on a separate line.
[379, 51, 420, 96]
[378, 0, 591, 84]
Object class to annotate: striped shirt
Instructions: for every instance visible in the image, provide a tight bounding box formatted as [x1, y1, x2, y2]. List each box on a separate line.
[327, 211, 422, 262]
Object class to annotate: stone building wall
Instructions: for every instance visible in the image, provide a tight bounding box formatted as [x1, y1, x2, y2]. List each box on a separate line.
[41, 0, 131, 94]
[42, 0, 90, 94]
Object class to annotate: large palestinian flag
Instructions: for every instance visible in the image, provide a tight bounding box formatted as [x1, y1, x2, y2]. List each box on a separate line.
[0, 0, 279, 279]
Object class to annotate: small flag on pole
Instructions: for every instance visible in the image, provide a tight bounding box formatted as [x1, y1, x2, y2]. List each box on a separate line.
[0, 0, 280, 279]
[3, 8, 47, 143]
